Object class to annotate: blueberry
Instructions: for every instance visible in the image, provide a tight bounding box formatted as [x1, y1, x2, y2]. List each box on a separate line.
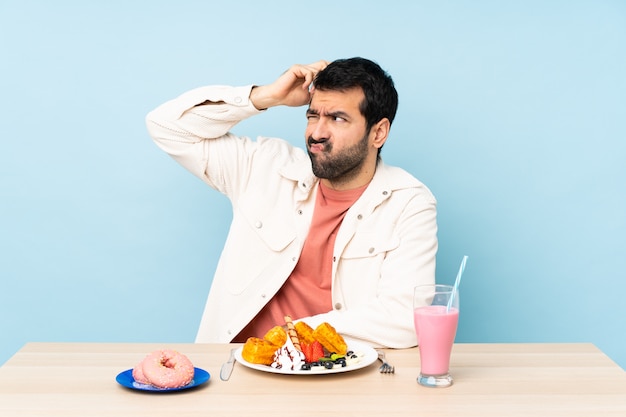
[324, 361, 334, 369]
[300, 363, 311, 371]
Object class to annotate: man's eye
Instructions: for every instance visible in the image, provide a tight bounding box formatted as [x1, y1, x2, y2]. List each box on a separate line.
[333, 116, 346, 122]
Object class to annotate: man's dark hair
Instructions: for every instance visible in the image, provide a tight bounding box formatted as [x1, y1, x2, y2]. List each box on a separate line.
[313, 57, 399, 132]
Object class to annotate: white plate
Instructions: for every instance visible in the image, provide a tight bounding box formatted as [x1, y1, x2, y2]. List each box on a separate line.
[234, 340, 378, 375]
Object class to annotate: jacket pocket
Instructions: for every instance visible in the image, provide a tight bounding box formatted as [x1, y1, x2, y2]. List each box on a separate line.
[238, 200, 296, 252]
[341, 230, 400, 259]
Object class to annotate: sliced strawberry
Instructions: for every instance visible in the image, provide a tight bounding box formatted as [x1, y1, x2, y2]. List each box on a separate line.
[311, 341, 325, 362]
[301, 342, 313, 363]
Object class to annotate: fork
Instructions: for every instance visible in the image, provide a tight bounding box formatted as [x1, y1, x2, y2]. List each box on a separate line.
[377, 350, 395, 374]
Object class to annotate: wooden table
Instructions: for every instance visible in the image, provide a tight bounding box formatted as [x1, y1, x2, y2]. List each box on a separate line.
[0, 342, 624, 416]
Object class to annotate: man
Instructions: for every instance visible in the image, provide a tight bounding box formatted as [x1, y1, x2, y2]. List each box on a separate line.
[146, 57, 437, 348]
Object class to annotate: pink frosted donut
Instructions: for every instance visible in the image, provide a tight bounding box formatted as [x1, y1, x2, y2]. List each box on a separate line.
[132, 360, 150, 384]
[140, 349, 195, 389]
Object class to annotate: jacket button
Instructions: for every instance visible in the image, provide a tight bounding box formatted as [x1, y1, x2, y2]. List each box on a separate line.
[382, 190, 388, 195]
[234, 96, 242, 103]
[368, 247, 375, 254]
[255, 221, 263, 228]
[334, 303, 342, 310]
[357, 214, 363, 220]
[297, 209, 303, 215]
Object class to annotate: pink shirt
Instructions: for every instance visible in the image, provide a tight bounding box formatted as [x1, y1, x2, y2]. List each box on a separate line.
[233, 181, 367, 341]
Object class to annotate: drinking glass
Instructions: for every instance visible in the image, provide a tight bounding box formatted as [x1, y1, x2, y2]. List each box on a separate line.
[413, 284, 459, 387]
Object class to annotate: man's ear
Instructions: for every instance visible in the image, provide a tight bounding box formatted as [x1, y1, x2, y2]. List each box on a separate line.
[371, 118, 390, 150]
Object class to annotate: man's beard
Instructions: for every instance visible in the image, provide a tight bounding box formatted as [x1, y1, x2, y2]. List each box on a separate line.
[307, 132, 369, 181]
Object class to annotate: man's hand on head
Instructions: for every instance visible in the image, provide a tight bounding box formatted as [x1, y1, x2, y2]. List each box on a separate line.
[250, 60, 329, 110]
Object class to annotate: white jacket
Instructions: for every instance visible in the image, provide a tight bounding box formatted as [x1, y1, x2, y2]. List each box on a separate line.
[146, 85, 438, 348]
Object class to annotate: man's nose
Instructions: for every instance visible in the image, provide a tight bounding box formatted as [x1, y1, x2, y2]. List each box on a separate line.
[310, 119, 330, 141]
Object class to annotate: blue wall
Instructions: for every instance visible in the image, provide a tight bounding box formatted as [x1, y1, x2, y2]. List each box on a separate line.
[2, 1, 625, 369]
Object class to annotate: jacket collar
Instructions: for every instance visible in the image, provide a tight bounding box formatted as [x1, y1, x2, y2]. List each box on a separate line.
[279, 155, 420, 199]
[279, 153, 318, 197]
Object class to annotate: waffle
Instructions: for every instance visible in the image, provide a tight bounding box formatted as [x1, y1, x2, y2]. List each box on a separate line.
[294, 321, 317, 345]
[313, 322, 347, 355]
[263, 325, 288, 347]
[241, 326, 287, 365]
[241, 337, 278, 365]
